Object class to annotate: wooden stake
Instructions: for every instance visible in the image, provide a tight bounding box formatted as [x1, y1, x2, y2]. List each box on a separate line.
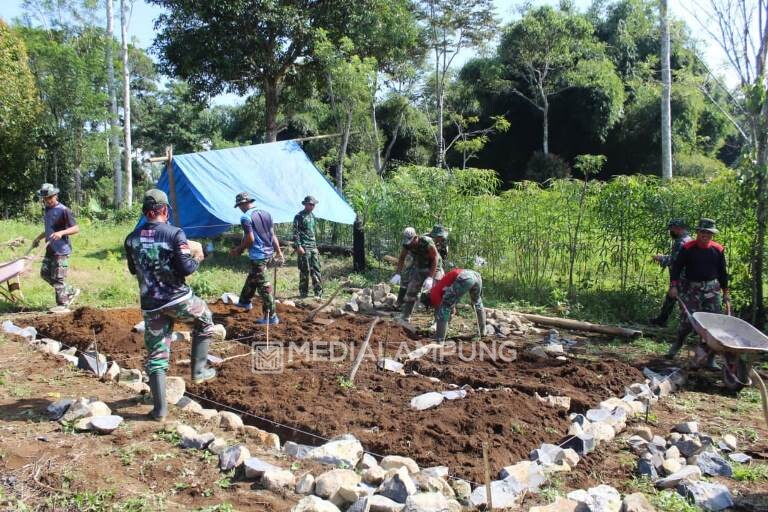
[305, 279, 351, 322]
[483, 441, 493, 511]
[165, 146, 180, 227]
[349, 317, 381, 383]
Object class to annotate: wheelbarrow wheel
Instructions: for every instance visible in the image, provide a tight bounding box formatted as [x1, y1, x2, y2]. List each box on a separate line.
[722, 354, 749, 392]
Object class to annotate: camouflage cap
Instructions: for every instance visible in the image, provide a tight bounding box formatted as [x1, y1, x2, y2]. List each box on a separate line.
[302, 195, 319, 205]
[695, 218, 719, 234]
[142, 189, 169, 210]
[234, 191, 256, 208]
[667, 218, 687, 229]
[402, 227, 417, 246]
[37, 183, 60, 198]
[429, 224, 448, 239]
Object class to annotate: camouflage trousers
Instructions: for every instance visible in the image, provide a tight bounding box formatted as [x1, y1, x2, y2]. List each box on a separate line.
[678, 279, 723, 339]
[41, 254, 75, 306]
[404, 267, 432, 304]
[239, 258, 275, 316]
[143, 295, 214, 375]
[298, 248, 322, 297]
[436, 270, 484, 323]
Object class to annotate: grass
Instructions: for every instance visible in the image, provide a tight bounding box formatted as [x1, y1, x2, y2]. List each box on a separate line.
[651, 490, 701, 512]
[731, 462, 768, 482]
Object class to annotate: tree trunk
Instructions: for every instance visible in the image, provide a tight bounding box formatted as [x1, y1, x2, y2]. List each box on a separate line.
[371, 74, 383, 174]
[120, 0, 132, 207]
[336, 112, 352, 192]
[353, 215, 365, 271]
[752, 117, 767, 328]
[263, 76, 281, 143]
[542, 100, 549, 155]
[435, 43, 446, 168]
[660, 0, 673, 180]
[106, 0, 122, 207]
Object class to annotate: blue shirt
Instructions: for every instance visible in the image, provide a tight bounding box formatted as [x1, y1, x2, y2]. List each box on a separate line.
[43, 203, 77, 256]
[240, 208, 275, 261]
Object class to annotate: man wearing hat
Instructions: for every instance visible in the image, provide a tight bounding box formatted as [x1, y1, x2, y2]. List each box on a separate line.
[396, 225, 449, 307]
[667, 218, 729, 364]
[429, 225, 449, 263]
[31, 183, 80, 308]
[124, 189, 217, 421]
[649, 219, 692, 326]
[230, 192, 284, 324]
[391, 227, 442, 323]
[421, 267, 486, 343]
[293, 196, 322, 298]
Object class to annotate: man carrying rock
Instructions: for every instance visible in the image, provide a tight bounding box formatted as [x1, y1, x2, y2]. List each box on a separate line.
[422, 267, 486, 343]
[293, 195, 322, 298]
[124, 189, 217, 421]
[667, 218, 729, 366]
[230, 192, 284, 324]
[391, 227, 442, 323]
[32, 183, 80, 309]
[650, 219, 692, 326]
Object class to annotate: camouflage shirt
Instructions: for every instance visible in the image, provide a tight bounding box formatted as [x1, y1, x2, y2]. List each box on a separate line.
[660, 232, 692, 269]
[293, 210, 317, 250]
[124, 221, 199, 311]
[422, 232, 448, 261]
[408, 236, 441, 270]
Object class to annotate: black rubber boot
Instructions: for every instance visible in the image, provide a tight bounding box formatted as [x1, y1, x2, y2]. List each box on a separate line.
[435, 319, 449, 343]
[475, 307, 487, 339]
[191, 337, 217, 384]
[399, 301, 415, 323]
[148, 372, 168, 421]
[665, 335, 685, 360]
[395, 286, 407, 307]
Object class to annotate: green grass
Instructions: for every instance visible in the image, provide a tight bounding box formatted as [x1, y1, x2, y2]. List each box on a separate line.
[732, 462, 768, 482]
[651, 490, 702, 512]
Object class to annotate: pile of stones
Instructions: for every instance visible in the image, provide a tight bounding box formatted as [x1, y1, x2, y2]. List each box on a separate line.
[345, 284, 398, 313]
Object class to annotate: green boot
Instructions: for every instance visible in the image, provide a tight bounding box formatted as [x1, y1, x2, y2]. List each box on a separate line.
[191, 337, 217, 384]
[475, 307, 487, 339]
[665, 334, 685, 360]
[399, 301, 415, 323]
[435, 318, 449, 343]
[148, 372, 168, 421]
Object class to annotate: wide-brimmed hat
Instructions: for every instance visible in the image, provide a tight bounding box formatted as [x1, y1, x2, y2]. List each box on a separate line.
[302, 195, 318, 205]
[667, 218, 687, 229]
[37, 183, 59, 198]
[234, 192, 256, 208]
[695, 218, 719, 233]
[143, 189, 169, 210]
[429, 224, 448, 238]
[402, 227, 417, 246]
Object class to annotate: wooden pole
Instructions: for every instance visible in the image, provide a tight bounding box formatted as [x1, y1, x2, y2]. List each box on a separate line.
[305, 279, 351, 322]
[165, 146, 180, 227]
[349, 317, 381, 383]
[516, 312, 642, 338]
[482, 441, 493, 511]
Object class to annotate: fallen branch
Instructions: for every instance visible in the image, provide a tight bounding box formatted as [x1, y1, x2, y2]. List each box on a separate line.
[305, 280, 351, 322]
[349, 317, 381, 384]
[516, 313, 642, 338]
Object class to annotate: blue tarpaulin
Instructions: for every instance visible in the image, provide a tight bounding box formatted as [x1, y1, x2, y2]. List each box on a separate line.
[154, 140, 356, 238]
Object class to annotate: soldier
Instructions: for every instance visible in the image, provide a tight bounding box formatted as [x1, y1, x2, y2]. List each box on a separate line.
[390, 227, 441, 323]
[421, 267, 486, 343]
[230, 192, 284, 324]
[429, 225, 449, 263]
[396, 225, 448, 307]
[667, 218, 729, 366]
[32, 183, 80, 308]
[649, 219, 692, 326]
[124, 190, 217, 421]
[293, 196, 322, 298]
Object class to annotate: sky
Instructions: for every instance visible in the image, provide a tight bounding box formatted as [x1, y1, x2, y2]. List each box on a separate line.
[0, 0, 738, 104]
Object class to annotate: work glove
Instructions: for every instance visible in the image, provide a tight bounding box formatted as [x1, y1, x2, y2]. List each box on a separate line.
[421, 277, 434, 293]
[390, 274, 401, 285]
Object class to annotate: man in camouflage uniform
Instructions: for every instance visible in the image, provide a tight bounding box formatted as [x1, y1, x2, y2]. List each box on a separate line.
[230, 192, 284, 324]
[422, 267, 486, 343]
[649, 219, 692, 326]
[391, 227, 442, 322]
[667, 218, 729, 366]
[429, 225, 449, 263]
[124, 190, 217, 421]
[32, 183, 80, 308]
[395, 225, 448, 307]
[293, 196, 323, 298]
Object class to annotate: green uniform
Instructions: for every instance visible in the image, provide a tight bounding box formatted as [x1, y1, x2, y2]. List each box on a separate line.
[293, 210, 322, 297]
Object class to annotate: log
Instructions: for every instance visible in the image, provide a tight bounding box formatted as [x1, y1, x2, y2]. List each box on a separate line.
[517, 313, 642, 338]
[349, 317, 381, 384]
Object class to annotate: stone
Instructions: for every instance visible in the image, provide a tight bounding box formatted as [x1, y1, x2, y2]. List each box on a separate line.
[59, 354, 79, 365]
[664, 446, 680, 460]
[74, 416, 93, 431]
[263, 468, 296, 491]
[316, 469, 362, 506]
[219, 444, 250, 471]
[446, 499, 461, 512]
[381, 456, 420, 474]
[563, 448, 580, 468]
[651, 435, 667, 448]
[296, 473, 315, 494]
[359, 453, 379, 471]
[89, 415, 123, 434]
[412, 475, 454, 498]
[175, 396, 203, 413]
[728, 452, 751, 464]
[34, 338, 60, 354]
[528, 497, 584, 512]
[449, 480, 471, 502]
[117, 368, 143, 382]
[673, 421, 698, 434]
[177, 424, 215, 450]
[345, 301, 360, 313]
[592, 422, 616, 444]
[403, 492, 449, 512]
[244, 425, 281, 451]
[420, 466, 449, 479]
[567, 485, 621, 512]
[378, 359, 404, 373]
[409, 392, 445, 411]
[627, 436, 649, 455]
[600, 397, 635, 416]
[208, 438, 228, 455]
[369, 495, 405, 512]
[283, 300, 297, 308]
[662, 458, 682, 475]
[119, 380, 150, 394]
[535, 392, 571, 410]
[194, 408, 218, 420]
[674, 435, 703, 457]
[217, 411, 244, 431]
[104, 362, 120, 381]
[306, 435, 364, 468]
[363, 466, 387, 485]
[620, 493, 655, 512]
[212, 324, 226, 339]
[163, 376, 186, 405]
[586, 408, 613, 423]
[719, 434, 737, 452]
[676, 480, 733, 511]
[498, 460, 545, 492]
[543, 343, 565, 355]
[292, 495, 342, 512]
[529, 444, 566, 466]
[377, 467, 418, 504]
[636, 459, 658, 480]
[87, 401, 111, 417]
[694, 451, 732, 477]
[440, 390, 466, 401]
[631, 426, 654, 442]
[77, 351, 108, 377]
[244, 457, 281, 479]
[469, 479, 522, 509]
[654, 465, 701, 489]
[60, 397, 92, 423]
[561, 433, 596, 455]
[47, 399, 73, 420]
[348, 497, 371, 512]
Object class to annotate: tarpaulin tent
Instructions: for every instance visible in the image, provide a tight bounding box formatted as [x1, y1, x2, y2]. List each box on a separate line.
[154, 140, 356, 238]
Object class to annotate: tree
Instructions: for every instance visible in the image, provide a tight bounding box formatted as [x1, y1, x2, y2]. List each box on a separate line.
[105, 0, 121, 206]
[417, 0, 497, 167]
[120, 0, 132, 207]
[499, 5, 624, 155]
[660, 0, 672, 179]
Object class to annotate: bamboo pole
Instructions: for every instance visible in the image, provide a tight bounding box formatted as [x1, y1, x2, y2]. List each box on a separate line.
[349, 317, 381, 383]
[305, 279, 351, 322]
[516, 312, 642, 338]
[165, 146, 180, 227]
[483, 442, 493, 511]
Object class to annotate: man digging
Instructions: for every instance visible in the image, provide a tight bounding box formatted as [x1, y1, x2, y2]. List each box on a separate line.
[421, 267, 487, 343]
[391, 227, 442, 323]
[667, 218, 730, 367]
[293, 195, 323, 298]
[230, 191, 284, 324]
[396, 225, 449, 307]
[649, 218, 691, 327]
[32, 183, 80, 310]
[124, 189, 217, 421]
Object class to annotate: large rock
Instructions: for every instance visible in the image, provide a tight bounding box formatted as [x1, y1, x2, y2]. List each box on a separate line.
[364, 466, 387, 485]
[561, 433, 596, 455]
[599, 397, 635, 416]
[306, 435, 364, 468]
[529, 497, 586, 512]
[296, 474, 316, 495]
[469, 478, 523, 509]
[77, 351, 108, 377]
[47, 399, 73, 420]
[244, 457, 281, 479]
[719, 434, 737, 452]
[165, 376, 186, 405]
[694, 451, 732, 477]
[409, 392, 445, 411]
[89, 415, 123, 434]
[567, 485, 622, 512]
[674, 435, 703, 457]
[592, 422, 616, 444]
[676, 481, 733, 511]
[449, 479, 471, 503]
[285, 441, 314, 459]
[244, 425, 281, 451]
[348, 497, 371, 512]
[263, 468, 296, 491]
[369, 495, 405, 512]
[377, 467, 418, 504]
[59, 397, 92, 423]
[631, 426, 654, 443]
[498, 460, 545, 492]
[530, 444, 566, 466]
[104, 362, 120, 381]
[636, 459, 658, 480]
[620, 493, 656, 512]
[673, 421, 698, 434]
[420, 466, 449, 479]
[535, 392, 571, 410]
[219, 444, 250, 471]
[403, 492, 449, 512]
[381, 456, 420, 474]
[176, 396, 203, 413]
[217, 411, 244, 431]
[654, 465, 702, 489]
[412, 475, 454, 498]
[315, 469, 362, 505]
[292, 495, 342, 512]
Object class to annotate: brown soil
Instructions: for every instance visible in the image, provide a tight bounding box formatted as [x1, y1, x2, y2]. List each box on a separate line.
[26, 303, 646, 483]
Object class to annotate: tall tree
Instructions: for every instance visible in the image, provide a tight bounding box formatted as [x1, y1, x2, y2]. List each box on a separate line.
[105, 0, 121, 206]
[120, 0, 132, 207]
[660, 0, 673, 179]
[417, 0, 497, 168]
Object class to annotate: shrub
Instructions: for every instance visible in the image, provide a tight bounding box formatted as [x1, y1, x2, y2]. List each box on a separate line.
[525, 152, 571, 182]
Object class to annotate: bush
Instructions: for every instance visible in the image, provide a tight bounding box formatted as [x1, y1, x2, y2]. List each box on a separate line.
[525, 152, 571, 182]
[674, 152, 729, 178]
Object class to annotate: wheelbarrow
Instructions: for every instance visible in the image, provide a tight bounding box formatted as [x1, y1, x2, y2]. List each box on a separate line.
[0, 243, 44, 304]
[679, 298, 768, 426]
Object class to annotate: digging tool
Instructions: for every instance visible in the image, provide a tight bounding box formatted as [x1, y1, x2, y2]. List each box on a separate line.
[305, 279, 351, 323]
[348, 317, 381, 384]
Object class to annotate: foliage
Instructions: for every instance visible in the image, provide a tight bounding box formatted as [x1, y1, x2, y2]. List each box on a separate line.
[674, 152, 730, 178]
[525, 152, 572, 181]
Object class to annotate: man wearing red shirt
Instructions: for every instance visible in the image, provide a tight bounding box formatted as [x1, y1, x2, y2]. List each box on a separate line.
[423, 268, 486, 342]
